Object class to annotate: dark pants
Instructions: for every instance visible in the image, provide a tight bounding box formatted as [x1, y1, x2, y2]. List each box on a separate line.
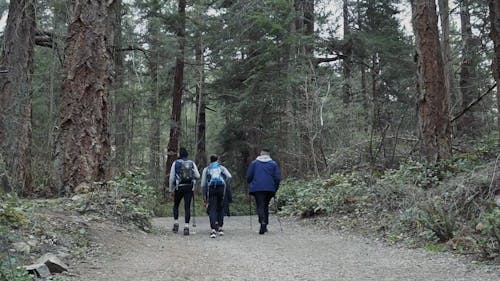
[208, 185, 225, 230]
[173, 185, 193, 223]
[253, 191, 275, 225]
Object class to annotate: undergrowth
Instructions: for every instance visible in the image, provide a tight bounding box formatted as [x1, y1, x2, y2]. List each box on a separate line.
[74, 169, 156, 231]
[277, 139, 500, 262]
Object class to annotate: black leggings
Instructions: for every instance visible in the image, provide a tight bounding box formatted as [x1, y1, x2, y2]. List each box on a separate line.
[253, 191, 275, 225]
[208, 185, 225, 230]
[173, 185, 193, 223]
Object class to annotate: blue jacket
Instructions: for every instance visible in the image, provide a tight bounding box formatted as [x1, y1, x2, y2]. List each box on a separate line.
[201, 162, 232, 200]
[246, 155, 281, 193]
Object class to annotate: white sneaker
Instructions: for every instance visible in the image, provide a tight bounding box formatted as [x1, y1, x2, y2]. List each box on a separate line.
[210, 229, 217, 238]
[218, 229, 224, 236]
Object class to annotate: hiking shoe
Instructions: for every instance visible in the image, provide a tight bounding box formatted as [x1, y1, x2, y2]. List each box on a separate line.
[183, 227, 189, 236]
[218, 229, 224, 236]
[259, 223, 267, 235]
[210, 229, 217, 239]
[172, 223, 179, 233]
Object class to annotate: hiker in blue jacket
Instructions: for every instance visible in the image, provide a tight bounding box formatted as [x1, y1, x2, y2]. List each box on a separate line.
[168, 147, 200, 236]
[201, 155, 232, 238]
[246, 149, 281, 234]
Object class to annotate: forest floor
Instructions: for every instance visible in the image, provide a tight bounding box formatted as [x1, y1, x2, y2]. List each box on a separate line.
[66, 216, 500, 281]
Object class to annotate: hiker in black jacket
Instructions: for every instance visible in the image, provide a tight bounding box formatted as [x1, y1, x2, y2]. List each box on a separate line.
[168, 148, 200, 235]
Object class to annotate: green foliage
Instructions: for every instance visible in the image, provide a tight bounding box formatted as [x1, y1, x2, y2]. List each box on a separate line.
[277, 173, 367, 217]
[423, 243, 448, 253]
[416, 199, 456, 242]
[0, 195, 28, 229]
[105, 169, 156, 231]
[381, 159, 459, 190]
[481, 208, 500, 240]
[75, 169, 156, 231]
[0, 257, 31, 281]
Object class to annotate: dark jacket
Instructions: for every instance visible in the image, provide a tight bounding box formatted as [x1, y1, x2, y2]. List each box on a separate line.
[246, 155, 281, 194]
[168, 157, 200, 192]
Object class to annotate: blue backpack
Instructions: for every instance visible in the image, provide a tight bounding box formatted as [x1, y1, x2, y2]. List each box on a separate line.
[208, 162, 225, 186]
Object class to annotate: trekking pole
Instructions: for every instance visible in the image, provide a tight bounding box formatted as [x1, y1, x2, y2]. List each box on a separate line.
[249, 194, 253, 230]
[192, 189, 197, 228]
[273, 197, 283, 232]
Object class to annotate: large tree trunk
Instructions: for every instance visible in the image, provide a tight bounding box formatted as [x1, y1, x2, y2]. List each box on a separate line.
[165, 0, 187, 185]
[56, 0, 114, 194]
[195, 37, 207, 169]
[0, 0, 35, 195]
[411, 0, 452, 162]
[342, 0, 353, 104]
[490, 0, 500, 140]
[458, 0, 481, 137]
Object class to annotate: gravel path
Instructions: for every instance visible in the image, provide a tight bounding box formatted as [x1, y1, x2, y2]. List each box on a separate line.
[69, 216, 500, 281]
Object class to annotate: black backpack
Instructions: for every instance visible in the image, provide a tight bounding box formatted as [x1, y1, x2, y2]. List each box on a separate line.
[178, 160, 194, 184]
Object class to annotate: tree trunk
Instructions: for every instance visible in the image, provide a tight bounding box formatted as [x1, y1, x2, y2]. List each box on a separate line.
[458, 0, 481, 137]
[438, 0, 458, 117]
[342, 0, 353, 104]
[294, 0, 314, 57]
[148, 23, 162, 185]
[147, 3, 163, 185]
[490, 0, 500, 141]
[165, 0, 187, 184]
[411, 0, 452, 162]
[303, 0, 314, 56]
[110, 0, 128, 174]
[56, 0, 114, 194]
[0, 0, 35, 195]
[195, 37, 207, 169]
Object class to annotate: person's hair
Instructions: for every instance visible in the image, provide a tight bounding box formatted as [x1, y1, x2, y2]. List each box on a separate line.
[179, 147, 188, 158]
[261, 148, 271, 155]
[210, 154, 218, 162]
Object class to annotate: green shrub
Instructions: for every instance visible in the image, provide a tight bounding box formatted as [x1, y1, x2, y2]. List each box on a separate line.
[416, 199, 456, 242]
[0, 257, 32, 281]
[481, 208, 500, 241]
[0, 195, 28, 228]
[478, 207, 500, 258]
[277, 173, 366, 217]
[77, 169, 156, 231]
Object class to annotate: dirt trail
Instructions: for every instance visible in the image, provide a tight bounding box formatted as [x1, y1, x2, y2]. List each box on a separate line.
[69, 216, 500, 281]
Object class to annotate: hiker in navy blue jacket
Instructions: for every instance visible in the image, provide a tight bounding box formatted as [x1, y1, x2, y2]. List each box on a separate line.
[246, 149, 281, 234]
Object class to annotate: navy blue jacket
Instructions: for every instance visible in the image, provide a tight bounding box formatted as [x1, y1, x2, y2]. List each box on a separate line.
[246, 155, 281, 193]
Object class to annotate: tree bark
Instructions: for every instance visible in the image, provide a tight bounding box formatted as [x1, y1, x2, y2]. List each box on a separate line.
[411, 0, 452, 162]
[195, 37, 207, 169]
[56, 0, 114, 194]
[165, 0, 187, 185]
[458, 0, 481, 137]
[0, 0, 35, 195]
[490, 0, 500, 141]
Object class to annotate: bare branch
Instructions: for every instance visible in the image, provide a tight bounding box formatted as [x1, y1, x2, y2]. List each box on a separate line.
[451, 83, 497, 123]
